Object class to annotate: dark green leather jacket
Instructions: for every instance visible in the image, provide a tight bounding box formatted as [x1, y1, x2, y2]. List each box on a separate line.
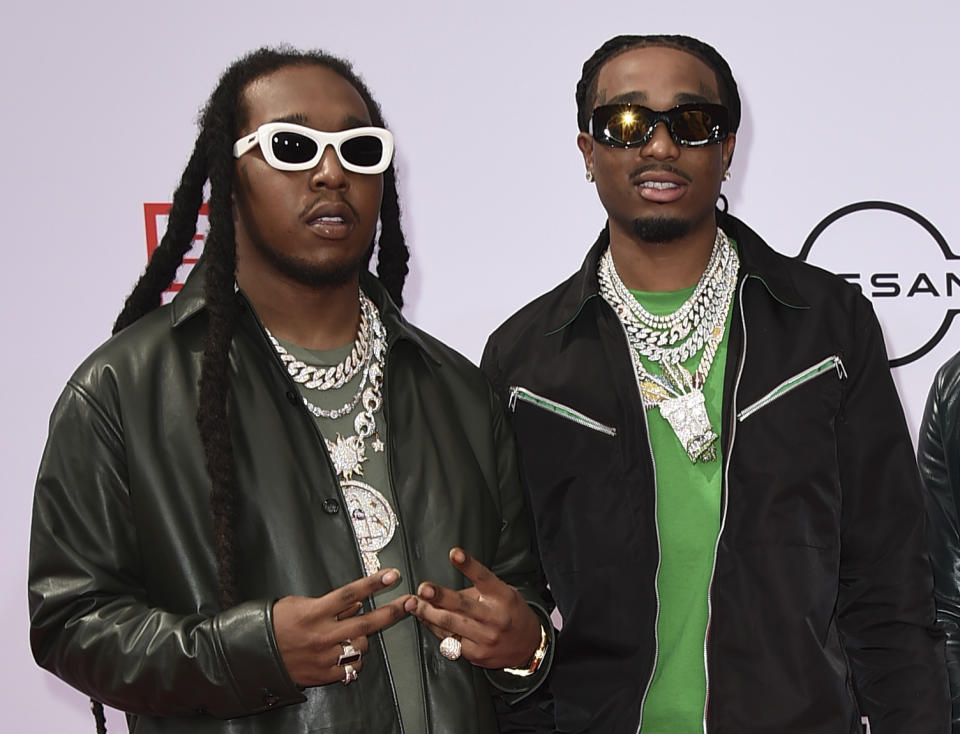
[28, 262, 551, 733]
[919, 349, 960, 733]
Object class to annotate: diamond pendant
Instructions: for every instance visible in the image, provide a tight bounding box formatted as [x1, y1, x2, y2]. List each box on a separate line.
[342, 479, 398, 575]
[326, 433, 367, 480]
[658, 389, 718, 463]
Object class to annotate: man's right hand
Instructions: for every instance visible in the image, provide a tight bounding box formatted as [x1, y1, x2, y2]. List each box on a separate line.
[272, 568, 410, 687]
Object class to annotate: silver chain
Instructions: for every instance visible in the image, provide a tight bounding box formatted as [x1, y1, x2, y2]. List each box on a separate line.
[268, 297, 372, 391]
[599, 228, 739, 391]
[266, 292, 387, 421]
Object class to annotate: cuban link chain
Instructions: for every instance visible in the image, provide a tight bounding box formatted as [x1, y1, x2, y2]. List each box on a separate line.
[599, 228, 739, 463]
[268, 292, 397, 574]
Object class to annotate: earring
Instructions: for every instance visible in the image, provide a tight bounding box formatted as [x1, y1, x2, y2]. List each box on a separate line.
[585, 170, 595, 183]
[722, 169, 731, 181]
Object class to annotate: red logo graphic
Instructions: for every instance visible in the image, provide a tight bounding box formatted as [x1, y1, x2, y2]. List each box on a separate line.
[143, 203, 210, 302]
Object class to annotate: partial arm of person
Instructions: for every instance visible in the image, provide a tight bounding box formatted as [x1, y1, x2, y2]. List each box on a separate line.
[29, 380, 408, 718]
[918, 357, 960, 732]
[835, 298, 949, 732]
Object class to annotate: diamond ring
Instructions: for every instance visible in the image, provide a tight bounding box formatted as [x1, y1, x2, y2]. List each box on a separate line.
[342, 664, 358, 685]
[337, 640, 362, 667]
[439, 635, 462, 661]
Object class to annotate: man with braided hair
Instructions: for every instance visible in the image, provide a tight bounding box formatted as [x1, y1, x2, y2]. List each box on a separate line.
[29, 47, 551, 733]
[482, 34, 948, 732]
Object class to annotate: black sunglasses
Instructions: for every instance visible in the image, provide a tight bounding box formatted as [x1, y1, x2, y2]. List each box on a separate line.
[589, 103, 730, 148]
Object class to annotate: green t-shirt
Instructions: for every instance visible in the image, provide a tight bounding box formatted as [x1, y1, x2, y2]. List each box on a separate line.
[629, 277, 733, 732]
[280, 338, 425, 734]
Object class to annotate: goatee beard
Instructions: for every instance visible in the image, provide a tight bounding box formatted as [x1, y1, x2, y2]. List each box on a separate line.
[632, 216, 690, 243]
[251, 236, 371, 289]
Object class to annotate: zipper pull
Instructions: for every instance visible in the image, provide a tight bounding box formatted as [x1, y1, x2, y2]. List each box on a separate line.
[508, 386, 520, 412]
[834, 356, 848, 380]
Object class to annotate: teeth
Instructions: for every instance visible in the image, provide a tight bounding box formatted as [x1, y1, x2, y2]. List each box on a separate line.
[317, 216, 345, 223]
[640, 181, 680, 189]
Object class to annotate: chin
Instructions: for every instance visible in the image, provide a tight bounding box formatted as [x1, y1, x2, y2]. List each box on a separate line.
[256, 239, 368, 289]
[631, 216, 691, 244]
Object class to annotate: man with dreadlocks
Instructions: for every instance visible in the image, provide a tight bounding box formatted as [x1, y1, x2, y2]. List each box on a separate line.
[482, 34, 948, 732]
[28, 47, 551, 733]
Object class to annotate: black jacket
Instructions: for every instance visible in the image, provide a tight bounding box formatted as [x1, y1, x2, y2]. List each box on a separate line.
[919, 350, 960, 732]
[481, 213, 948, 733]
[29, 263, 552, 733]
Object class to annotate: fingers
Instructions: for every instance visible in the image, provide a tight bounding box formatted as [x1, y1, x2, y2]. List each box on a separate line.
[448, 547, 498, 594]
[318, 568, 401, 617]
[337, 594, 412, 638]
[334, 600, 363, 621]
[414, 581, 496, 625]
[403, 594, 499, 647]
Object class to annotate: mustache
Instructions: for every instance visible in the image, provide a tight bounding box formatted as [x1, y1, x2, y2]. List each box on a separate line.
[629, 164, 693, 183]
[299, 195, 358, 220]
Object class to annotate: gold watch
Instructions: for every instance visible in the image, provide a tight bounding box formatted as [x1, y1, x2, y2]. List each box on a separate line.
[503, 624, 548, 677]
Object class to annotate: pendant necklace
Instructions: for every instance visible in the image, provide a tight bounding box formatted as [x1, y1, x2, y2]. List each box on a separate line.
[267, 292, 397, 574]
[599, 228, 739, 463]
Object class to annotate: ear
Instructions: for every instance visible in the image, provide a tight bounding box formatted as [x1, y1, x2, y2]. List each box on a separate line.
[721, 132, 736, 172]
[576, 131, 595, 177]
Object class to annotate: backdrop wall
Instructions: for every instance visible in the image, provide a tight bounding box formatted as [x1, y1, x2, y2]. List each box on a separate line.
[3, 1, 957, 729]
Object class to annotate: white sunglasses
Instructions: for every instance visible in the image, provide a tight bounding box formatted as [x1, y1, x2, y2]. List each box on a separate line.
[232, 122, 394, 174]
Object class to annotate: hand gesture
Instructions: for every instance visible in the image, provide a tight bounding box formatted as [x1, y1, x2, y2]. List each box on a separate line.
[272, 569, 410, 687]
[404, 548, 541, 669]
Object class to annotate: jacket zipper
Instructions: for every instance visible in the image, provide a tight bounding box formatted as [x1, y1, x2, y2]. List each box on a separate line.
[736, 355, 847, 422]
[602, 324, 661, 734]
[701, 275, 750, 733]
[508, 386, 617, 436]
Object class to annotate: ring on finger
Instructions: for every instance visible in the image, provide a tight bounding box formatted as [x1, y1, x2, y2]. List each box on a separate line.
[439, 634, 462, 661]
[338, 640, 362, 667]
[342, 664, 359, 685]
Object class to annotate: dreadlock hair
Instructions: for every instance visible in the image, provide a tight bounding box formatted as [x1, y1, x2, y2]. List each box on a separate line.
[96, 46, 409, 732]
[575, 34, 741, 137]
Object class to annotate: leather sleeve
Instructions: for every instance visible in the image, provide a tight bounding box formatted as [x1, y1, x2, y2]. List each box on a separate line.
[834, 298, 950, 732]
[28, 380, 305, 719]
[480, 382, 556, 707]
[918, 355, 960, 733]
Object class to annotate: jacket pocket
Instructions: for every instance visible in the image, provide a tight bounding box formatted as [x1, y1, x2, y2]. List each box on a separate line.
[737, 355, 847, 422]
[509, 386, 617, 437]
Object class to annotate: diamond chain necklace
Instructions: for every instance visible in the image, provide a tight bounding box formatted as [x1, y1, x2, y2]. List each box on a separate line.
[266, 292, 396, 574]
[599, 228, 740, 462]
[268, 296, 372, 392]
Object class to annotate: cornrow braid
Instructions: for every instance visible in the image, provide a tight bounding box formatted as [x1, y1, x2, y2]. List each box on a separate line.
[575, 34, 741, 136]
[96, 46, 409, 733]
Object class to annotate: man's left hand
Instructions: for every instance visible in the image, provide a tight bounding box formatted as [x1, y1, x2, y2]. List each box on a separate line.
[403, 547, 541, 669]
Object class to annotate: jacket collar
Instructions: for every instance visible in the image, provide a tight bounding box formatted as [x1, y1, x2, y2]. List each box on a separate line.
[547, 211, 809, 334]
[170, 258, 443, 365]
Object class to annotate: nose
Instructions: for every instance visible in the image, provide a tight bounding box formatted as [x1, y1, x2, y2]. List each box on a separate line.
[640, 121, 680, 160]
[309, 144, 347, 189]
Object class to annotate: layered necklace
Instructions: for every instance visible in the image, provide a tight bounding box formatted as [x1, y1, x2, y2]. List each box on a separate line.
[267, 292, 396, 575]
[598, 228, 739, 463]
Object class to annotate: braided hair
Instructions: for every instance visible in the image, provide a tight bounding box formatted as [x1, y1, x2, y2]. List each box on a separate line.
[92, 46, 409, 733]
[574, 34, 741, 135]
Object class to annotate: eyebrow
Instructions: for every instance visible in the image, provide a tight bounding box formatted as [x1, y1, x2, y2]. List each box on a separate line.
[267, 113, 372, 128]
[604, 90, 718, 107]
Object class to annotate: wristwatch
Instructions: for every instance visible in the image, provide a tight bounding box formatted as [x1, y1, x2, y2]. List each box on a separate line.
[503, 623, 548, 677]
